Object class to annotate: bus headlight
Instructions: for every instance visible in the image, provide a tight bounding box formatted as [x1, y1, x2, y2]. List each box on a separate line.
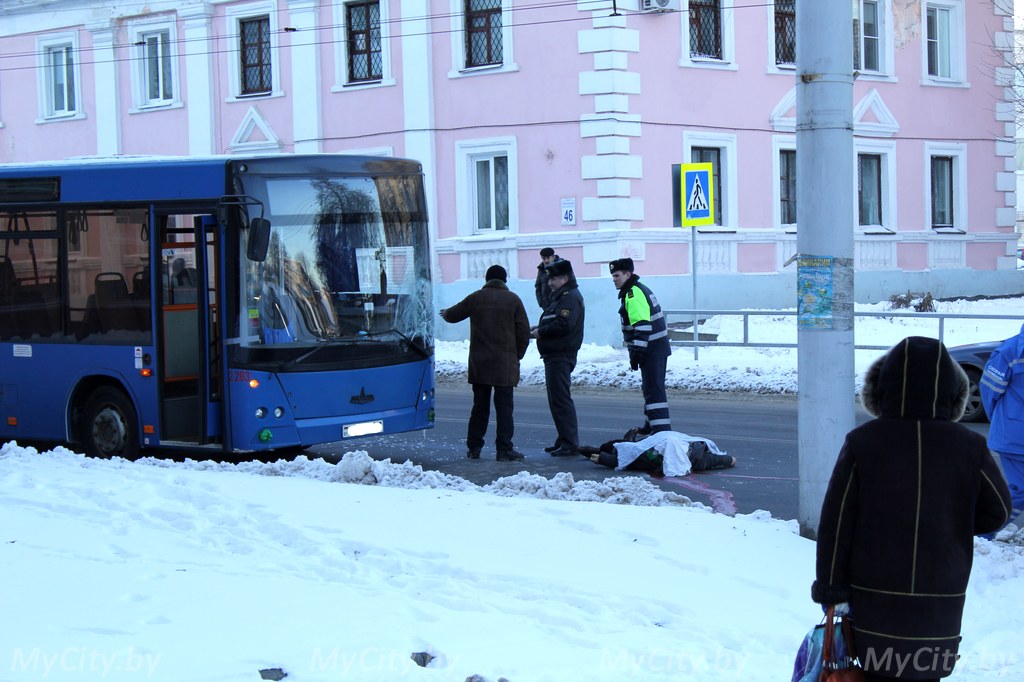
[274, 407, 285, 418]
[255, 407, 267, 419]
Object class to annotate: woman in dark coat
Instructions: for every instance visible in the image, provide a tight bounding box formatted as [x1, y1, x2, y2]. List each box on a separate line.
[440, 265, 530, 461]
[812, 336, 1012, 681]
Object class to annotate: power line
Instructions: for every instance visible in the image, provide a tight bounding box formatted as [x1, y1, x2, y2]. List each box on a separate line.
[0, 1, 782, 72]
[293, 116, 1013, 146]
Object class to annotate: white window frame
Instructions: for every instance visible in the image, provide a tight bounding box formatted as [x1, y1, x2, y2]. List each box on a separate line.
[766, 0, 796, 75]
[36, 32, 83, 121]
[854, 139, 897, 234]
[332, 0, 395, 90]
[682, 131, 738, 231]
[921, 0, 967, 86]
[455, 137, 518, 236]
[924, 142, 967, 232]
[225, 1, 283, 100]
[771, 135, 797, 231]
[855, 0, 896, 80]
[128, 19, 181, 111]
[449, 0, 517, 78]
[679, 0, 737, 71]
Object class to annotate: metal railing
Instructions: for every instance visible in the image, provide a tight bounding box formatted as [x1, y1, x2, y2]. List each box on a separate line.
[665, 309, 1022, 352]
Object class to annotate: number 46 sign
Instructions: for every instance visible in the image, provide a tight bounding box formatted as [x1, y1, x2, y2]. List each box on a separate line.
[560, 198, 576, 226]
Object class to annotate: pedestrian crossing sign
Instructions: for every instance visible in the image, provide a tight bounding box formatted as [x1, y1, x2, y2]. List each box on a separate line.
[681, 163, 714, 226]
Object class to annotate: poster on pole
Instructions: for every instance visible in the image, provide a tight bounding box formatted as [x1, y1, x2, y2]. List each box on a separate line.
[797, 256, 835, 330]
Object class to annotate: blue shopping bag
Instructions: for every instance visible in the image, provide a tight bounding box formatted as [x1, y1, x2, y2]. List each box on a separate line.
[792, 608, 855, 682]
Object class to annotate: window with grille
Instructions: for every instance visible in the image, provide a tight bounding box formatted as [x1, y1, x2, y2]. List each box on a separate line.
[45, 44, 76, 115]
[474, 154, 509, 231]
[689, 0, 722, 59]
[465, 0, 502, 68]
[780, 149, 797, 226]
[930, 156, 954, 228]
[691, 147, 722, 225]
[926, 6, 950, 78]
[858, 154, 882, 227]
[774, 0, 796, 65]
[140, 30, 173, 104]
[239, 16, 272, 94]
[347, 1, 382, 82]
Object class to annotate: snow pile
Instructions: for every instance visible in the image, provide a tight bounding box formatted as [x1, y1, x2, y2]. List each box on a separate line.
[0, 443, 694, 510]
[483, 470, 696, 507]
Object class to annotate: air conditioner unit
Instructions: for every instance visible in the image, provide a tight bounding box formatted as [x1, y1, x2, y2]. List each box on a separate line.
[641, 0, 678, 12]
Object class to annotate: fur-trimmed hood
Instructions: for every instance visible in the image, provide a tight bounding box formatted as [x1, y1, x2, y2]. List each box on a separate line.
[860, 336, 969, 421]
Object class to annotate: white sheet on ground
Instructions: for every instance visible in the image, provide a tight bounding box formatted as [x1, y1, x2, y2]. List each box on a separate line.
[613, 431, 727, 477]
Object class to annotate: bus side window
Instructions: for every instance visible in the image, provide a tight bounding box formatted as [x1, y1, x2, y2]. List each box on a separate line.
[132, 267, 150, 299]
[170, 257, 197, 304]
[82, 272, 145, 337]
[0, 256, 16, 340]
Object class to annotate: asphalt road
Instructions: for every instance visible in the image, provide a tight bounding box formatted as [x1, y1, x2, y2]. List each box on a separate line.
[310, 382, 993, 521]
[306, 383, 822, 520]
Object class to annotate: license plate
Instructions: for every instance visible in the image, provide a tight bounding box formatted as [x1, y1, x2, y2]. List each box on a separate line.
[343, 420, 383, 438]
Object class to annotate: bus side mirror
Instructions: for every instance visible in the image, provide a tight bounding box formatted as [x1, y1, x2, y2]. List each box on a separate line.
[247, 218, 271, 262]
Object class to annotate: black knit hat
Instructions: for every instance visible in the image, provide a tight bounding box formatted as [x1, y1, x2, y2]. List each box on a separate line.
[540, 247, 555, 258]
[545, 259, 573, 278]
[485, 264, 507, 282]
[609, 258, 634, 273]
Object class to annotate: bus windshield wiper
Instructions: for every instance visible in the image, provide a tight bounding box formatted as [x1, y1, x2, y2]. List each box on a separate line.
[278, 340, 333, 369]
[364, 329, 430, 358]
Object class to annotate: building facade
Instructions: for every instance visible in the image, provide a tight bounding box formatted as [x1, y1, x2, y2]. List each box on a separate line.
[0, 0, 1019, 345]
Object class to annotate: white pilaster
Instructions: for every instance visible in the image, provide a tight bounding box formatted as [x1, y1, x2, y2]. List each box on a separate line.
[287, 0, 321, 154]
[577, 5, 642, 229]
[401, 0, 438, 257]
[88, 23, 120, 156]
[181, 3, 216, 155]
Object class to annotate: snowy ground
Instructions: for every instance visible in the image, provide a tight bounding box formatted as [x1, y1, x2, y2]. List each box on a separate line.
[2, 297, 1023, 681]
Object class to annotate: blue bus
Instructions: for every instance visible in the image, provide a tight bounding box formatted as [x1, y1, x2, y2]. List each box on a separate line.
[0, 155, 435, 458]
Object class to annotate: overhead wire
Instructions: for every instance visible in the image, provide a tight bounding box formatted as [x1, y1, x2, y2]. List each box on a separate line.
[0, 1, 785, 70]
[0, 0, 1013, 145]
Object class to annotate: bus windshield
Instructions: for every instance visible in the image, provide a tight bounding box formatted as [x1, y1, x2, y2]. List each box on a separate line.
[234, 172, 433, 370]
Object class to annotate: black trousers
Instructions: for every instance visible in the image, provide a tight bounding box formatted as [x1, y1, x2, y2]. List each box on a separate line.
[639, 351, 671, 432]
[467, 383, 514, 452]
[543, 356, 579, 449]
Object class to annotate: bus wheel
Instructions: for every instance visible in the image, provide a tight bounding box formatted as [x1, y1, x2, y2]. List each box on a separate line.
[81, 387, 139, 459]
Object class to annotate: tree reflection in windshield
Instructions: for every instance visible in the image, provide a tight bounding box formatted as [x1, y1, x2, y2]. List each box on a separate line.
[244, 173, 431, 354]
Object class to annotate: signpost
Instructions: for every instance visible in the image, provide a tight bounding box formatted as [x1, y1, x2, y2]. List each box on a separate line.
[672, 163, 716, 359]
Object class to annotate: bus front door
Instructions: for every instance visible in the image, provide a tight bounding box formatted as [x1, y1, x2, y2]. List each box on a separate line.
[158, 214, 222, 448]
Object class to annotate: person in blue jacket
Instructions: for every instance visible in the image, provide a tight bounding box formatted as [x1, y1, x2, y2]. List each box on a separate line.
[981, 322, 1024, 522]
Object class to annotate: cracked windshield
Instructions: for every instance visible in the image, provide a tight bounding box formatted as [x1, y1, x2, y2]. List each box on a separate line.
[239, 173, 432, 367]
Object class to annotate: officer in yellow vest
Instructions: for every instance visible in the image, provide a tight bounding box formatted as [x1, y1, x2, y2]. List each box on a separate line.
[609, 258, 671, 434]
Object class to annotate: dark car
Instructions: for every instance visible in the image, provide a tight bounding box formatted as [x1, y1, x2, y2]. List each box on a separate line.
[947, 341, 1000, 422]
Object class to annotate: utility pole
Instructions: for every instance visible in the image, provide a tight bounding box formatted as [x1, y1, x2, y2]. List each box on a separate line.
[795, 1, 856, 537]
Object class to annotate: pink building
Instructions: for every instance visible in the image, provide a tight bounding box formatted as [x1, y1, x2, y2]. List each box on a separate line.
[0, 0, 1018, 344]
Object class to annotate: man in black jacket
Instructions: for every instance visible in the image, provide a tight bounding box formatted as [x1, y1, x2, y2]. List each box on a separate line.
[534, 247, 559, 309]
[530, 259, 584, 456]
[813, 336, 1011, 681]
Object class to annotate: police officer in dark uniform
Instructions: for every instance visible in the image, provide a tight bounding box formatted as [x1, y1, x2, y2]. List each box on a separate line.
[530, 259, 585, 456]
[609, 258, 671, 434]
[534, 247, 560, 308]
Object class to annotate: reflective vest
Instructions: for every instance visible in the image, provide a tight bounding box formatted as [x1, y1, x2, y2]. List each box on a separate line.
[618, 280, 669, 355]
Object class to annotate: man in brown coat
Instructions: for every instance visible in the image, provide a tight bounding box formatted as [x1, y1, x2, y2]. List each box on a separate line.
[441, 265, 530, 461]
[812, 336, 1011, 681]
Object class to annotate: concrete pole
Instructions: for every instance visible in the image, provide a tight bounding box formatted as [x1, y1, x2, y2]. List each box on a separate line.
[796, 1, 856, 537]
